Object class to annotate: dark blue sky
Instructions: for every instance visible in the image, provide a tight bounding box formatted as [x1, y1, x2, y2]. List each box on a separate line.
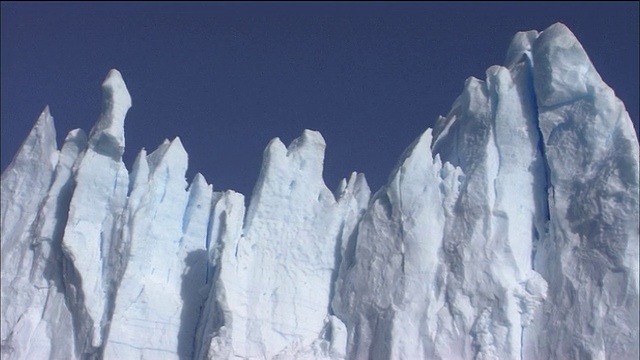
[2, 2, 638, 197]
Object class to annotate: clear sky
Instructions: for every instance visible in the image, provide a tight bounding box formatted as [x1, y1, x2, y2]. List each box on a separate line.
[2, 2, 638, 197]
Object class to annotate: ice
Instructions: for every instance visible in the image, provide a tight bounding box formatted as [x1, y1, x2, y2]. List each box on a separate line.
[103, 138, 212, 359]
[332, 128, 463, 359]
[87, 69, 131, 160]
[1, 107, 58, 246]
[529, 23, 639, 360]
[194, 189, 245, 359]
[1, 23, 638, 360]
[58, 70, 132, 355]
[208, 130, 370, 358]
[0, 108, 70, 360]
[504, 30, 538, 68]
[19, 128, 88, 360]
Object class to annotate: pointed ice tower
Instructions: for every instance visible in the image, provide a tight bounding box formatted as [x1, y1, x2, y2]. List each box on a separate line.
[1, 23, 637, 360]
[60, 69, 132, 356]
[332, 129, 465, 359]
[529, 23, 639, 360]
[0, 108, 73, 360]
[103, 138, 213, 359]
[203, 130, 371, 358]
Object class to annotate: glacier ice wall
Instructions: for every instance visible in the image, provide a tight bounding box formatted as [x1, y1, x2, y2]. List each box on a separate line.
[1, 23, 638, 360]
[530, 24, 639, 360]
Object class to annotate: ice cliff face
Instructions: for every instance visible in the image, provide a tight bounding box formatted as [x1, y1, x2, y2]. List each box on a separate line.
[1, 23, 638, 360]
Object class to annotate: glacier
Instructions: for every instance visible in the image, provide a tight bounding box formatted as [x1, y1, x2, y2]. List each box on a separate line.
[1, 23, 638, 360]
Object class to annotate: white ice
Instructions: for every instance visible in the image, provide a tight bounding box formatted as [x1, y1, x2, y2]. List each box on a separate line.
[1, 23, 638, 360]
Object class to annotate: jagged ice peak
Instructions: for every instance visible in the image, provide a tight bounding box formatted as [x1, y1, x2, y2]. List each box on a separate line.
[1, 22, 638, 360]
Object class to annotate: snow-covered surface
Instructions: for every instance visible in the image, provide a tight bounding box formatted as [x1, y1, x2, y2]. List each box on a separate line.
[1, 23, 638, 359]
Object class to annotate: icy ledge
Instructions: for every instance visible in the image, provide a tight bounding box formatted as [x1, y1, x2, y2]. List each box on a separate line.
[1, 23, 638, 360]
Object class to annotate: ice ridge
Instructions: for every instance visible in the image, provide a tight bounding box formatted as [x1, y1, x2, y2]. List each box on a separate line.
[1, 23, 638, 360]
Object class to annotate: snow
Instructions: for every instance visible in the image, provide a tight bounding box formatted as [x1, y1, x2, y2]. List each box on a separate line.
[1, 23, 638, 360]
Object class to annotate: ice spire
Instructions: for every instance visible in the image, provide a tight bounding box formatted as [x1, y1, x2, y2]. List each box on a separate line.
[87, 69, 132, 159]
[60, 69, 131, 355]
